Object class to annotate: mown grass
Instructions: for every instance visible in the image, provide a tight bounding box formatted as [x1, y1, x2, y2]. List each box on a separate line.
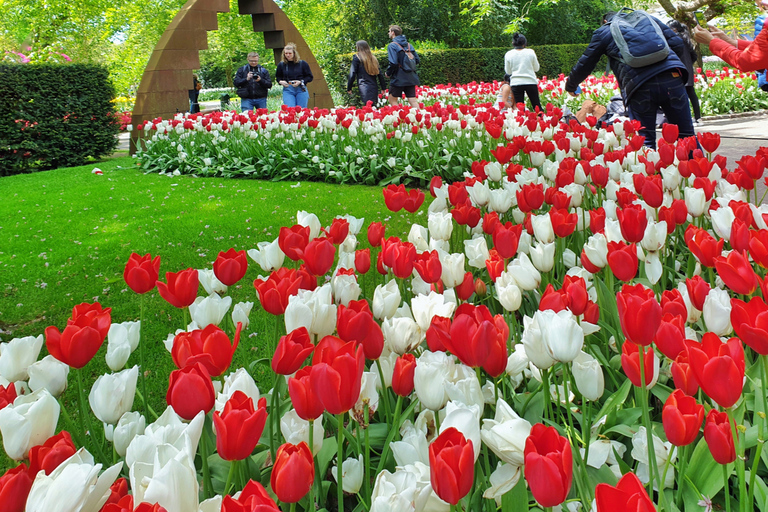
[0, 155, 418, 471]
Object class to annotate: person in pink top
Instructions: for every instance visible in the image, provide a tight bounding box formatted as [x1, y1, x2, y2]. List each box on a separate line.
[693, 0, 768, 72]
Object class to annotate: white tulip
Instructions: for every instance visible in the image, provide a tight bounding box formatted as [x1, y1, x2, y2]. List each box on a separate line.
[521, 313, 556, 370]
[583, 233, 609, 268]
[215, 367, 260, 413]
[529, 241, 556, 273]
[631, 426, 676, 490]
[89, 366, 138, 425]
[247, 238, 285, 272]
[353, 371, 380, 424]
[467, 180, 490, 207]
[483, 462, 523, 506]
[480, 398, 532, 465]
[684, 187, 707, 217]
[231, 301, 254, 330]
[113, 411, 146, 458]
[488, 188, 513, 213]
[27, 355, 70, 397]
[0, 334, 44, 382]
[132, 444, 199, 512]
[439, 251, 466, 289]
[411, 291, 456, 333]
[284, 285, 336, 340]
[571, 351, 604, 401]
[414, 350, 454, 411]
[391, 421, 430, 466]
[333, 455, 365, 494]
[106, 321, 141, 372]
[641, 221, 668, 253]
[445, 363, 485, 409]
[440, 400, 481, 460]
[428, 211, 453, 241]
[382, 316, 421, 355]
[703, 287, 733, 336]
[408, 224, 430, 252]
[538, 309, 584, 363]
[297, 210, 322, 239]
[0, 389, 60, 460]
[197, 268, 228, 295]
[125, 407, 204, 470]
[531, 213, 554, 244]
[281, 409, 324, 454]
[373, 279, 401, 321]
[464, 236, 490, 269]
[496, 280, 522, 312]
[645, 251, 663, 285]
[507, 253, 541, 291]
[189, 293, 232, 328]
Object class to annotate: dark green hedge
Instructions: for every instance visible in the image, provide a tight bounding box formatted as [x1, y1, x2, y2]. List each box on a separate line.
[0, 64, 119, 176]
[332, 45, 607, 95]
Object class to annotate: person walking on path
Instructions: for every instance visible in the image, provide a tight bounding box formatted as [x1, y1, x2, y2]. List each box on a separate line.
[504, 33, 542, 112]
[693, 0, 768, 75]
[276, 43, 314, 108]
[668, 20, 702, 123]
[347, 40, 387, 107]
[565, 10, 695, 148]
[385, 25, 420, 107]
[233, 52, 272, 111]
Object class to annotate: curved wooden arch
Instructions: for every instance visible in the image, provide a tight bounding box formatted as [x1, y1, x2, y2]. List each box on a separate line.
[130, 0, 333, 152]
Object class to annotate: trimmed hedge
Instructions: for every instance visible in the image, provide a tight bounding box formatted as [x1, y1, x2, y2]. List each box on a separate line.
[0, 64, 119, 176]
[332, 45, 607, 94]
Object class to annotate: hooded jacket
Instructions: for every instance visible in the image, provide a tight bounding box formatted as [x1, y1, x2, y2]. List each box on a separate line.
[565, 15, 689, 101]
[386, 35, 420, 87]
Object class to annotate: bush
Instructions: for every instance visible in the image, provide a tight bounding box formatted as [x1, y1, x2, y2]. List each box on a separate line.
[0, 64, 119, 175]
[331, 45, 606, 94]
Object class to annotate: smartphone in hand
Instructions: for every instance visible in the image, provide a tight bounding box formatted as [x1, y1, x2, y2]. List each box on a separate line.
[693, 11, 707, 26]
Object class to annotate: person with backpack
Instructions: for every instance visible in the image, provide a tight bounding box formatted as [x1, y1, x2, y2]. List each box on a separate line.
[233, 52, 272, 111]
[347, 40, 387, 107]
[504, 33, 542, 112]
[385, 25, 420, 107]
[564, 9, 695, 148]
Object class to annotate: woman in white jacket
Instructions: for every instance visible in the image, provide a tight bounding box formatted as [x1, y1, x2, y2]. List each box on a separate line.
[504, 33, 542, 112]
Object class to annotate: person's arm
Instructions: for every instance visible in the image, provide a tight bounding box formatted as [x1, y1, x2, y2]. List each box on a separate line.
[378, 70, 387, 91]
[709, 28, 768, 72]
[347, 57, 358, 91]
[565, 29, 608, 93]
[302, 61, 314, 84]
[260, 68, 272, 89]
[275, 62, 286, 83]
[386, 43, 398, 77]
[504, 52, 513, 75]
[531, 50, 540, 73]
[233, 66, 247, 88]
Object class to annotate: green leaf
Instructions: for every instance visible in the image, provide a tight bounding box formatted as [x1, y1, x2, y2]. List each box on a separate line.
[594, 378, 632, 427]
[681, 438, 734, 511]
[747, 471, 768, 511]
[502, 477, 529, 512]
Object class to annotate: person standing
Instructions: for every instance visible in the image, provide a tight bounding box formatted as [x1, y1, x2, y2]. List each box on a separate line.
[504, 33, 542, 112]
[385, 25, 420, 107]
[276, 43, 314, 108]
[347, 40, 387, 107]
[189, 74, 202, 114]
[234, 52, 272, 111]
[565, 10, 695, 148]
[668, 20, 702, 122]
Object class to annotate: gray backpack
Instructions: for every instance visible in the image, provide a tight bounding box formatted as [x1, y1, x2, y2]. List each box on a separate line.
[609, 9, 670, 68]
[394, 42, 418, 73]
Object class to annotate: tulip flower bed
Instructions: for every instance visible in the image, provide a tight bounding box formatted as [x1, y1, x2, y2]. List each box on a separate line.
[5, 110, 768, 512]
[135, 69, 767, 186]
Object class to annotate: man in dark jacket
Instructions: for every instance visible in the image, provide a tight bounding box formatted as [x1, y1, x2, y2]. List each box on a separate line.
[565, 11, 695, 148]
[385, 25, 420, 107]
[233, 52, 272, 111]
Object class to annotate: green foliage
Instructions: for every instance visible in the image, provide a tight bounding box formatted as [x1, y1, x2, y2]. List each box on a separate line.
[523, 0, 609, 45]
[329, 44, 597, 91]
[0, 64, 119, 175]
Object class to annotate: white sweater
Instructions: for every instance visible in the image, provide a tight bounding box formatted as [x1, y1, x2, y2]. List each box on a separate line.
[504, 48, 540, 86]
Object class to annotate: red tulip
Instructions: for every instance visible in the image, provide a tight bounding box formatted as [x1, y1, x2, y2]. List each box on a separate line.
[685, 225, 723, 268]
[686, 333, 745, 408]
[213, 391, 268, 461]
[660, 289, 688, 320]
[212, 248, 248, 286]
[156, 268, 199, 308]
[654, 313, 686, 360]
[595, 471, 655, 512]
[621, 341, 656, 387]
[355, 249, 371, 274]
[607, 241, 638, 282]
[685, 276, 710, 312]
[704, 409, 736, 464]
[714, 250, 758, 296]
[171, 323, 241, 377]
[562, 275, 588, 316]
[404, 188, 425, 213]
[749, 230, 768, 268]
[303, 237, 336, 277]
[661, 123, 679, 143]
[451, 203, 482, 228]
[101, 478, 129, 508]
[278, 225, 311, 261]
[662, 389, 704, 447]
[616, 283, 662, 346]
[134, 504, 168, 512]
[589, 207, 606, 234]
[731, 297, 768, 355]
[45, 302, 111, 368]
[413, 250, 443, 284]
[517, 183, 545, 212]
[389, 242, 418, 280]
[166, 362, 215, 420]
[429, 427, 474, 505]
[426, 316, 451, 352]
[337, 300, 384, 360]
[524, 424, 573, 508]
[429, 176, 443, 197]
[549, 207, 577, 238]
[253, 267, 303, 315]
[483, 211, 500, 235]
[392, 353, 416, 397]
[221, 480, 280, 512]
[448, 303, 509, 377]
[617, 204, 648, 243]
[324, 218, 350, 245]
[730, 219, 750, 253]
[540, 285, 567, 312]
[367, 222, 386, 247]
[0, 464, 33, 512]
[698, 132, 721, 153]
[310, 336, 365, 414]
[0, 383, 17, 410]
[101, 495, 133, 512]
[671, 351, 700, 396]
[288, 366, 325, 421]
[272, 327, 314, 375]
[383, 184, 407, 212]
[456, 271, 475, 301]
[271, 442, 314, 503]
[492, 222, 523, 259]
[448, 182, 469, 206]
[28, 431, 76, 476]
[123, 253, 160, 294]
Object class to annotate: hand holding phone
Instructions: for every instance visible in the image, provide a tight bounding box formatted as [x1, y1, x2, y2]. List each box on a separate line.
[693, 11, 707, 27]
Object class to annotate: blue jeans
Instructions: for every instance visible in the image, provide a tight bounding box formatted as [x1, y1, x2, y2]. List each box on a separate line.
[241, 97, 267, 111]
[283, 85, 309, 108]
[627, 70, 695, 149]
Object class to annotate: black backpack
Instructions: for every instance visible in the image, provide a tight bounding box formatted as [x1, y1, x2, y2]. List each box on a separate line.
[394, 42, 417, 73]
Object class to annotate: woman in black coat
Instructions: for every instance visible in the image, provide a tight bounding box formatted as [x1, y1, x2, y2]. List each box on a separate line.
[347, 40, 387, 107]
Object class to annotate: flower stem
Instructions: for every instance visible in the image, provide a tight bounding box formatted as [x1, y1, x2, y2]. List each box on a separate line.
[337, 412, 345, 512]
[723, 463, 732, 512]
[308, 418, 316, 510]
[364, 403, 371, 503]
[270, 377, 281, 463]
[200, 420, 213, 499]
[139, 294, 149, 419]
[224, 459, 237, 495]
[375, 358, 392, 423]
[748, 355, 768, 506]
[726, 407, 747, 512]
[637, 346, 666, 510]
[676, 444, 689, 510]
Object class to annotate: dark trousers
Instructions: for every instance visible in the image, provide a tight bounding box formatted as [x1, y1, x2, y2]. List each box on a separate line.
[686, 85, 701, 120]
[627, 71, 695, 149]
[511, 83, 542, 112]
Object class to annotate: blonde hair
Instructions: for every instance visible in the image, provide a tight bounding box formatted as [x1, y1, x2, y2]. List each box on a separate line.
[355, 40, 380, 76]
[281, 43, 300, 64]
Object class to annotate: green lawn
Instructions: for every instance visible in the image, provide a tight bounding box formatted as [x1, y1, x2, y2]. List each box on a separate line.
[0, 155, 416, 469]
